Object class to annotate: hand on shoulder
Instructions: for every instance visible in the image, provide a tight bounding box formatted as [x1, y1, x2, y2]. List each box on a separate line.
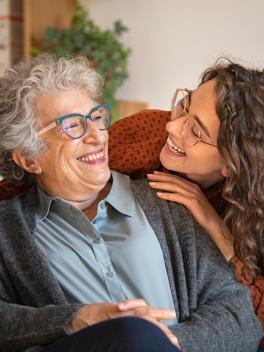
[148, 171, 234, 260]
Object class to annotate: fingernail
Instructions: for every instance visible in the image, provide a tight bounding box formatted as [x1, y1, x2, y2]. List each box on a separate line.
[170, 336, 179, 347]
[149, 182, 155, 186]
[170, 311, 176, 318]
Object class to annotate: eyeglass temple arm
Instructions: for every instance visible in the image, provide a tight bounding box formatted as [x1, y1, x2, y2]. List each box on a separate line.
[201, 140, 218, 148]
[38, 121, 57, 135]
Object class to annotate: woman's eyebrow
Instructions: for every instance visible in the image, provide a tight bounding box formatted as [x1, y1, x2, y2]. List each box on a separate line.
[189, 91, 211, 138]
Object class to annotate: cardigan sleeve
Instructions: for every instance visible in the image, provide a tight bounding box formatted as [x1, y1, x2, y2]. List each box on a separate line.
[131, 180, 263, 352]
[170, 222, 263, 352]
[0, 195, 85, 351]
[0, 298, 83, 351]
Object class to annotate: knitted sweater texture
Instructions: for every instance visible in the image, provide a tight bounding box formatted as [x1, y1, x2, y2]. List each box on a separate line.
[0, 179, 262, 352]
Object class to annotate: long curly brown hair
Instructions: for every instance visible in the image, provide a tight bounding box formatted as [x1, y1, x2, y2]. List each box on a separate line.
[201, 59, 264, 280]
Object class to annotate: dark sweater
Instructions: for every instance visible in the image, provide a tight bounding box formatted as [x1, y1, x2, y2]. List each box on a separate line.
[0, 179, 262, 352]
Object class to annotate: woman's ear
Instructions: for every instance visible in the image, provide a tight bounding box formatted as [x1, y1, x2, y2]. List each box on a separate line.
[12, 150, 42, 175]
[221, 165, 229, 177]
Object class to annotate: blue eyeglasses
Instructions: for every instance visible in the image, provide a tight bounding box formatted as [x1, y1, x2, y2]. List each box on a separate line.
[38, 103, 111, 139]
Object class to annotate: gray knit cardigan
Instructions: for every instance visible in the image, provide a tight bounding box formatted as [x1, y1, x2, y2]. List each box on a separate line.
[0, 179, 262, 352]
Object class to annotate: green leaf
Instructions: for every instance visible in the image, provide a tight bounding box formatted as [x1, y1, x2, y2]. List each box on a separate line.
[38, 1, 131, 119]
[113, 20, 128, 35]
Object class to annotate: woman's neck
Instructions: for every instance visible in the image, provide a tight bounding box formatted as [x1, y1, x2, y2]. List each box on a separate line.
[67, 195, 99, 211]
[184, 171, 225, 190]
[68, 182, 112, 211]
[36, 179, 112, 213]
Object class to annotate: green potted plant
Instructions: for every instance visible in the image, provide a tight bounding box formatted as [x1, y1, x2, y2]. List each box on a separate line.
[35, 2, 131, 122]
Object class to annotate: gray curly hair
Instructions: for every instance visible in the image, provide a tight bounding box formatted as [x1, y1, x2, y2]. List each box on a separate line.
[0, 53, 104, 182]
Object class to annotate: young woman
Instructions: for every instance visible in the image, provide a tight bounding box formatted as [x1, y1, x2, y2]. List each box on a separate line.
[148, 61, 264, 277]
[108, 59, 264, 345]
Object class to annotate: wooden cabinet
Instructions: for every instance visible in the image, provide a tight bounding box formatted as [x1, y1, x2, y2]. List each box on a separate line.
[118, 100, 147, 119]
[22, 0, 147, 117]
[23, 0, 75, 59]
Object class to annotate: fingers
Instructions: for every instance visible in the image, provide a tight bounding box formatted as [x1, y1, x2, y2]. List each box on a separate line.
[156, 191, 193, 208]
[148, 172, 206, 208]
[67, 303, 114, 333]
[148, 172, 183, 185]
[111, 309, 179, 348]
[149, 181, 193, 197]
[144, 317, 180, 348]
[144, 306, 176, 321]
[147, 172, 201, 193]
[69, 302, 179, 349]
[115, 305, 176, 322]
[156, 187, 213, 222]
[118, 298, 147, 311]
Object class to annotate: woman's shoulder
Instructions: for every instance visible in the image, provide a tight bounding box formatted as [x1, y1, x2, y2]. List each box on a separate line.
[130, 177, 162, 204]
[130, 177, 190, 219]
[0, 182, 38, 217]
[0, 179, 31, 201]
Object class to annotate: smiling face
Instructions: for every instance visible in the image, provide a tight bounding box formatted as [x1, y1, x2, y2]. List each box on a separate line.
[160, 79, 227, 189]
[28, 89, 110, 201]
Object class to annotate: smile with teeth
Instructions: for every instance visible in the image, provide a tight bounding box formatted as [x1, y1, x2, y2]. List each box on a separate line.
[77, 151, 104, 162]
[167, 137, 186, 156]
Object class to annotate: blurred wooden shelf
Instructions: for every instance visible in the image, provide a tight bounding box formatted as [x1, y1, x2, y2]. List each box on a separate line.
[118, 100, 148, 119]
[22, 1, 148, 120]
[23, 0, 75, 59]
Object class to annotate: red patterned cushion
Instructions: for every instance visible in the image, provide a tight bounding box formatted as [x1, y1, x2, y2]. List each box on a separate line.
[109, 109, 170, 178]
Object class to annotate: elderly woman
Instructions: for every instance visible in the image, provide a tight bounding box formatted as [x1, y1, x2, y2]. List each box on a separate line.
[0, 54, 261, 352]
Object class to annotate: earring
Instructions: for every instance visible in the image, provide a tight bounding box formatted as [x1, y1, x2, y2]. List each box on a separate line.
[12, 166, 24, 180]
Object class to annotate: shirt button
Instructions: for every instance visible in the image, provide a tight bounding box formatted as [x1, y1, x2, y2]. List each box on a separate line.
[100, 202, 105, 209]
[93, 237, 102, 244]
[106, 271, 114, 277]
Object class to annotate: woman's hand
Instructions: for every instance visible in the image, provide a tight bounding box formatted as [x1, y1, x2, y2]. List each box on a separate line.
[147, 171, 234, 260]
[67, 299, 179, 348]
[117, 299, 179, 348]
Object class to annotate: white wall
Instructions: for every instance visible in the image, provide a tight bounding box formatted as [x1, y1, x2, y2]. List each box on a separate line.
[81, 0, 264, 110]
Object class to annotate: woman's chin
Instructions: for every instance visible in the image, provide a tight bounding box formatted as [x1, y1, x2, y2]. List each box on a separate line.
[159, 150, 182, 173]
[91, 167, 111, 186]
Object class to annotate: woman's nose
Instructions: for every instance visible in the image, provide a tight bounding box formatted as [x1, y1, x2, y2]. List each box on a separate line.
[82, 120, 107, 144]
[166, 118, 183, 137]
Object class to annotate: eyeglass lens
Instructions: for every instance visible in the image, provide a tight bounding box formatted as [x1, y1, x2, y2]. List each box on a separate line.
[172, 90, 201, 146]
[172, 90, 189, 119]
[183, 118, 201, 146]
[61, 106, 110, 138]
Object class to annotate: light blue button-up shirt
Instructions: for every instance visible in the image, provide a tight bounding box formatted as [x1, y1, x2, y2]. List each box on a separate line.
[35, 171, 176, 325]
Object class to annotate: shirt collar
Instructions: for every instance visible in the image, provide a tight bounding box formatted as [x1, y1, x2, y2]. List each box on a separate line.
[36, 185, 54, 221]
[104, 171, 134, 217]
[36, 170, 134, 221]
